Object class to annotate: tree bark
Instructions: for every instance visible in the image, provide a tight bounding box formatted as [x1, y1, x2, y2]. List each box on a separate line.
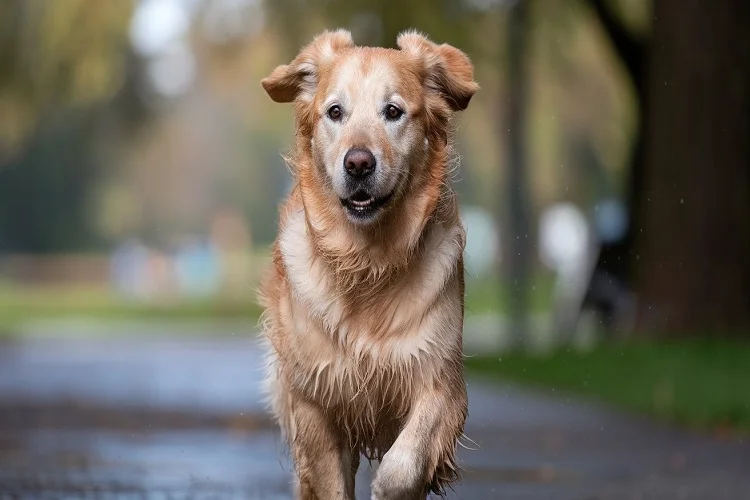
[502, 0, 534, 346]
[633, 0, 750, 335]
[583, 0, 647, 334]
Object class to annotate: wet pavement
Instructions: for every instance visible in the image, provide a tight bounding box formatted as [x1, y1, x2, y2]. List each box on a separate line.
[1, 329, 749, 499]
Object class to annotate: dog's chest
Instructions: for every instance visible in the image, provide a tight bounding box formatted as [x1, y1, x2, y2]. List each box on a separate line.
[278, 208, 462, 342]
[276, 209, 464, 407]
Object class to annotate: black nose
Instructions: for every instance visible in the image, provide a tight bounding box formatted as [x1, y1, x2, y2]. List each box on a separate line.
[344, 148, 376, 178]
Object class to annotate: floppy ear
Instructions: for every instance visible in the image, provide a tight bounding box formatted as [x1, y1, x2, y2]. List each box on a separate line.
[261, 29, 354, 103]
[397, 30, 479, 111]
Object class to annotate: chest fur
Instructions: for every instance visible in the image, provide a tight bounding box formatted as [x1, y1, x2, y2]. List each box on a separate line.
[272, 208, 465, 407]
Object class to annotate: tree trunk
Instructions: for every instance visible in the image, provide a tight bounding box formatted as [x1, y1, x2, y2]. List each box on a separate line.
[502, 0, 534, 346]
[581, 0, 647, 336]
[633, 0, 750, 335]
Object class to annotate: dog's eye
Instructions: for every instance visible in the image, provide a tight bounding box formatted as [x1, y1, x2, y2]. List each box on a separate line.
[384, 105, 404, 121]
[327, 105, 343, 121]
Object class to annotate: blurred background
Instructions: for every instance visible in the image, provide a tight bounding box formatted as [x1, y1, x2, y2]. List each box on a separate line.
[0, 0, 748, 498]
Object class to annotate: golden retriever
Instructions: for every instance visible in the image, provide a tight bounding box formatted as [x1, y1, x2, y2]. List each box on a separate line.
[259, 29, 478, 499]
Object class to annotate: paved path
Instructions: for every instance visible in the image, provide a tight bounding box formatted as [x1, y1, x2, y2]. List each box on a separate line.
[0, 332, 748, 499]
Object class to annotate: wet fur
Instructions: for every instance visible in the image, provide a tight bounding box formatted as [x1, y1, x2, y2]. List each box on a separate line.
[259, 29, 478, 499]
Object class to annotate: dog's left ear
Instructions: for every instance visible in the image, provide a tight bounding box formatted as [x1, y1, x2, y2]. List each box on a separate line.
[397, 31, 479, 111]
[262, 29, 354, 103]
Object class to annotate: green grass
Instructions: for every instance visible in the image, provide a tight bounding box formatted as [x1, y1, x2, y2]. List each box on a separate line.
[464, 273, 555, 315]
[0, 284, 262, 335]
[466, 340, 750, 432]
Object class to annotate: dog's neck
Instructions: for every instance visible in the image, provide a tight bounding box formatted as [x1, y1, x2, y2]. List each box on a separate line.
[296, 152, 453, 292]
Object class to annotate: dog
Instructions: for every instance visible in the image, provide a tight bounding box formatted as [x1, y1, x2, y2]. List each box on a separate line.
[259, 29, 478, 499]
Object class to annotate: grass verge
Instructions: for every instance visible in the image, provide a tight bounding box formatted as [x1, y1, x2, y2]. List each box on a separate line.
[0, 285, 262, 335]
[464, 273, 555, 315]
[465, 339, 750, 433]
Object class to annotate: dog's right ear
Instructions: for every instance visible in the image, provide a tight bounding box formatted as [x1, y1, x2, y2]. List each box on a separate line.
[261, 29, 354, 103]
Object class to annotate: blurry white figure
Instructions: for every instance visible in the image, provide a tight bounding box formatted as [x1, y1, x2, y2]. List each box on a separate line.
[129, 0, 190, 57]
[538, 203, 594, 342]
[129, 0, 197, 98]
[461, 205, 500, 278]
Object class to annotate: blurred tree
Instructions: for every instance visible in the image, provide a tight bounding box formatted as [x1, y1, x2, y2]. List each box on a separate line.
[0, 111, 101, 253]
[580, 0, 649, 333]
[504, 0, 534, 345]
[0, 0, 134, 158]
[264, 0, 486, 54]
[634, 0, 750, 335]
[0, 0, 142, 253]
[586, 0, 750, 335]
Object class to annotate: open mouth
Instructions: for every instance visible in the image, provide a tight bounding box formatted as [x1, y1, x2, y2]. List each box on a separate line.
[340, 190, 393, 219]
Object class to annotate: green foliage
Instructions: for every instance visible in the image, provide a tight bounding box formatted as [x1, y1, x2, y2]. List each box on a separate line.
[466, 340, 750, 432]
[0, 0, 134, 154]
[465, 273, 555, 315]
[263, 0, 500, 60]
[0, 110, 104, 252]
[0, 0, 137, 253]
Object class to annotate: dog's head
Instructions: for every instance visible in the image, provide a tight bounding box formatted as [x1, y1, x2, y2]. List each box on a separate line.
[262, 29, 478, 226]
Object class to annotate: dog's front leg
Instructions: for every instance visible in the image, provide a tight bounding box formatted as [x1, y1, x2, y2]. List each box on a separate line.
[290, 397, 356, 500]
[371, 386, 467, 500]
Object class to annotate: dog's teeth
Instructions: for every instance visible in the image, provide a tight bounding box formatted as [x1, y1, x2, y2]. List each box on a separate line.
[350, 198, 374, 207]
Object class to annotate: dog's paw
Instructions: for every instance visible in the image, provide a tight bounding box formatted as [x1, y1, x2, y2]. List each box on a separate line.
[371, 447, 426, 500]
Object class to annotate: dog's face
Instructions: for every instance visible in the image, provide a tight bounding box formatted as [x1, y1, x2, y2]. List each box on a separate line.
[262, 30, 478, 225]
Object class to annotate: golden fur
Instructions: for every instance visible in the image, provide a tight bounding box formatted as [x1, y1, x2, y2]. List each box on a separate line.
[259, 29, 478, 499]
